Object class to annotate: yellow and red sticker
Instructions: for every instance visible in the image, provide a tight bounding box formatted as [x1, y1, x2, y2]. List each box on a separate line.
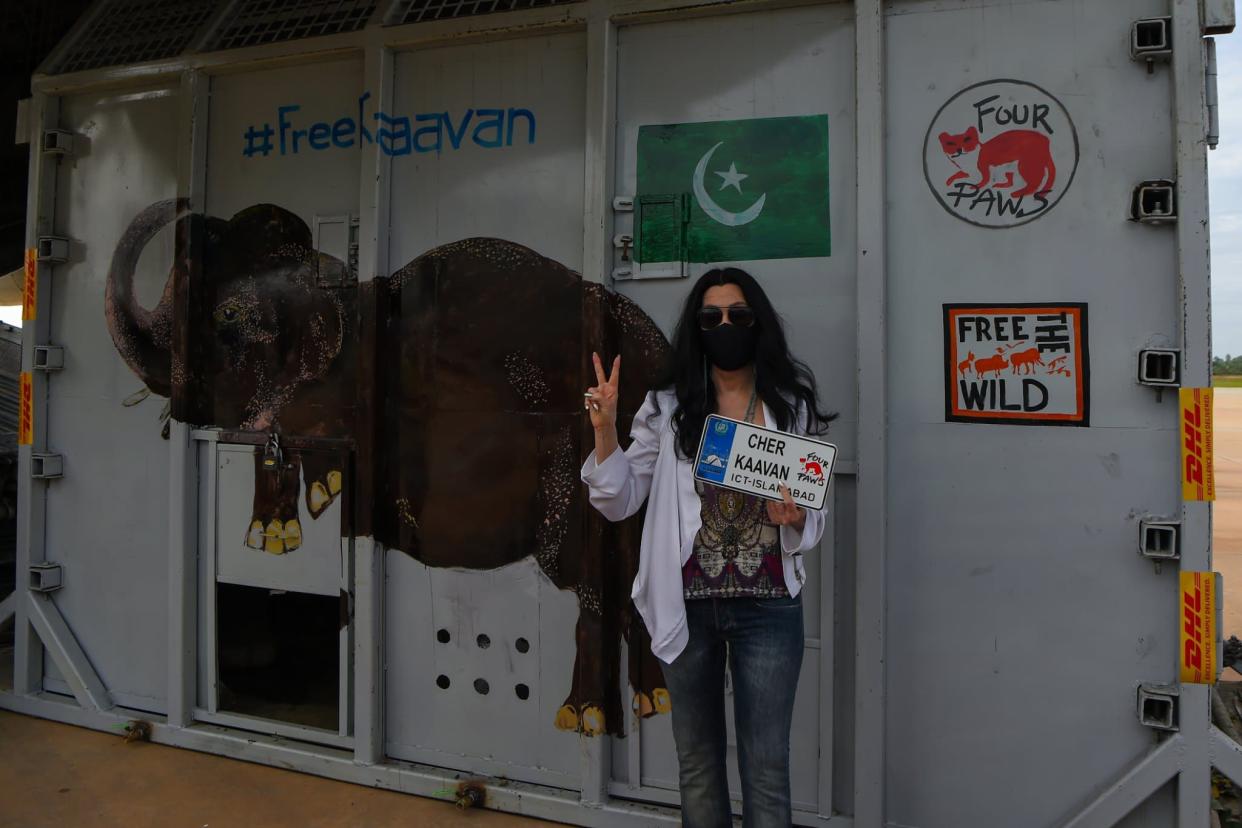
[1181, 388, 1215, 501]
[1180, 571, 1219, 684]
[22, 247, 36, 322]
[18, 371, 32, 446]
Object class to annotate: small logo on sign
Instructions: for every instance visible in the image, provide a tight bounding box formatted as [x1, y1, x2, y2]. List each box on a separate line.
[924, 79, 1079, 228]
[715, 420, 730, 435]
[796, 452, 829, 486]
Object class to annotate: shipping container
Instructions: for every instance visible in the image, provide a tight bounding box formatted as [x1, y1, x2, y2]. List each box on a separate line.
[1, 0, 1237, 826]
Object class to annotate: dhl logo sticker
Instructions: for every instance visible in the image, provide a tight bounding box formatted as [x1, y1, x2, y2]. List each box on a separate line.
[18, 372, 32, 446]
[1180, 388, 1215, 501]
[1179, 571, 1219, 684]
[22, 248, 35, 322]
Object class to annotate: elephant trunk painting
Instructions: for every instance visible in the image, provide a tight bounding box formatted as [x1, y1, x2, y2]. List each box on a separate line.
[104, 200, 674, 736]
[105, 199, 183, 399]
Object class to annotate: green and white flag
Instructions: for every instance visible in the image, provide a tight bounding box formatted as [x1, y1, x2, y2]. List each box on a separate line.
[635, 115, 830, 264]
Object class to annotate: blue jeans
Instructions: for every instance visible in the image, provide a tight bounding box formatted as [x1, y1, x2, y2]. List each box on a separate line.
[661, 595, 805, 828]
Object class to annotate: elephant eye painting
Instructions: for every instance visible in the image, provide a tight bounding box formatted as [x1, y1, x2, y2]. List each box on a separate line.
[104, 200, 675, 737]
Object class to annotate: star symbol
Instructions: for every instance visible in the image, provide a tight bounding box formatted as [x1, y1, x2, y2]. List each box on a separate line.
[715, 162, 748, 194]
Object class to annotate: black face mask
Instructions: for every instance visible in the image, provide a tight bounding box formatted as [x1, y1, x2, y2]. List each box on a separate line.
[702, 323, 757, 371]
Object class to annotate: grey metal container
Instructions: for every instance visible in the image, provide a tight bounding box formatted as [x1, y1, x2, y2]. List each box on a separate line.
[1, 1, 1236, 826]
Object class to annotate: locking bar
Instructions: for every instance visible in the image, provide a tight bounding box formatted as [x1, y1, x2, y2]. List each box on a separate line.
[1129, 180, 1177, 224]
[29, 563, 63, 593]
[31, 453, 63, 479]
[1137, 683, 1179, 731]
[32, 345, 64, 371]
[36, 235, 70, 264]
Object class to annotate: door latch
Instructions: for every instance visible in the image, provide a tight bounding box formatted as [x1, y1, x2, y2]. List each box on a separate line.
[262, 433, 283, 471]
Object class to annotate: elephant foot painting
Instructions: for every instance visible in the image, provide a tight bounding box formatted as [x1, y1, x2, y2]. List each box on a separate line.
[104, 200, 673, 737]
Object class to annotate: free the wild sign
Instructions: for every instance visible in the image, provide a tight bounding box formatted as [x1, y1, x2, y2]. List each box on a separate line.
[944, 303, 1089, 426]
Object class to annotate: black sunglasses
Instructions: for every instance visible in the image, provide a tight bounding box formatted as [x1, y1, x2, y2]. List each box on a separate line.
[698, 304, 756, 330]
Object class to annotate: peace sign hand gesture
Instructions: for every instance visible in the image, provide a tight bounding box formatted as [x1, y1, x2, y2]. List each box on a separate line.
[585, 352, 620, 430]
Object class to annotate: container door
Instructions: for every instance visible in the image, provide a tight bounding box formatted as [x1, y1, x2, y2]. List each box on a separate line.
[192, 58, 364, 746]
[381, 34, 590, 788]
[884, 0, 1182, 825]
[40, 85, 181, 713]
[610, 6, 857, 819]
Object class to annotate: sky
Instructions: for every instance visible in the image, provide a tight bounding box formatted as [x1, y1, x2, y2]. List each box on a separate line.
[1212, 32, 1242, 358]
[1, 37, 1239, 342]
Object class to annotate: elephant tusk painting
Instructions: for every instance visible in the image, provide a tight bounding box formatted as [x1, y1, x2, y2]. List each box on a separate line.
[103, 199, 675, 737]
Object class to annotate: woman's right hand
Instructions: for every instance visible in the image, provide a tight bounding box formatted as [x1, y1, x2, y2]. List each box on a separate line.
[585, 352, 620, 430]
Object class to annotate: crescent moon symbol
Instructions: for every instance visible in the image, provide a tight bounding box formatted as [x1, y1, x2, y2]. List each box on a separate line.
[692, 142, 766, 227]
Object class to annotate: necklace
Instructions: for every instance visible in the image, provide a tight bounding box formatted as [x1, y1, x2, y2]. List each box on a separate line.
[743, 388, 758, 423]
[717, 388, 758, 518]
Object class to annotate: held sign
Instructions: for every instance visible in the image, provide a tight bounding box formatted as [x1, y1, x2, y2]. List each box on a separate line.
[1179, 571, 1220, 685]
[693, 415, 837, 511]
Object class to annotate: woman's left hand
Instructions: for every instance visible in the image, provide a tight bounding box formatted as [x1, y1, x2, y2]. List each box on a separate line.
[767, 485, 806, 532]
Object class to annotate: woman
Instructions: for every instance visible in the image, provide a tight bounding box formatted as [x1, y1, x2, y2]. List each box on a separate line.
[580, 267, 835, 827]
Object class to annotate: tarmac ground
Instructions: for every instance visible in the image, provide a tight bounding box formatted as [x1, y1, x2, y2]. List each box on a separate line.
[1215, 389, 1242, 639]
[0, 709, 555, 828]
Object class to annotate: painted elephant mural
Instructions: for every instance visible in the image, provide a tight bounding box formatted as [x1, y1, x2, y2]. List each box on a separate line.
[105, 200, 673, 736]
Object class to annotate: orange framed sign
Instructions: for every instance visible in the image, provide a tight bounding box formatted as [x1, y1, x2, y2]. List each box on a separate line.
[1180, 571, 1219, 684]
[1180, 388, 1214, 501]
[943, 303, 1089, 426]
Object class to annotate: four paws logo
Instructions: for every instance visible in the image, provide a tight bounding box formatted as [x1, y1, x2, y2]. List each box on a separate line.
[924, 79, 1079, 228]
[797, 453, 830, 486]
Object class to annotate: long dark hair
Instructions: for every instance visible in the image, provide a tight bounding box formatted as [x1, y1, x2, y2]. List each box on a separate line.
[655, 267, 836, 459]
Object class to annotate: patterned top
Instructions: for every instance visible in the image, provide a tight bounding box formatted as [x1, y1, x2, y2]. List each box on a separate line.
[683, 480, 788, 599]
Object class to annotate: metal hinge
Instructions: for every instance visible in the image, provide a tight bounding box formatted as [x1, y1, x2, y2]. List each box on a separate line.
[1207, 38, 1220, 149]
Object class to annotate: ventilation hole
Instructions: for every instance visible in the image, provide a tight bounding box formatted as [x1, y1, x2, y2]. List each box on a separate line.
[436, 675, 450, 689]
[477, 634, 491, 649]
[515, 683, 530, 700]
[474, 678, 490, 695]
[515, 637, 530, 653]
[437, 628, 450, 643]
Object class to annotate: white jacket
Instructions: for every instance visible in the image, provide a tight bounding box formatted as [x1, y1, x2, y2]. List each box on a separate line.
[580, 389, 826, 664]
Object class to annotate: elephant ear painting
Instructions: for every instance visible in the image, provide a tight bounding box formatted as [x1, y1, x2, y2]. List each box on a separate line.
[104, 200, 674, 737]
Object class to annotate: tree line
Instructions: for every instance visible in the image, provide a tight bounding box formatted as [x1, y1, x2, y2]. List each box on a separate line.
[1214, 355, 1242, 375]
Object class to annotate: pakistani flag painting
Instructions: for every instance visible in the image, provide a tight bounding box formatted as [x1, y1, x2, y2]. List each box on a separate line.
[635, 115, 830, 264]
